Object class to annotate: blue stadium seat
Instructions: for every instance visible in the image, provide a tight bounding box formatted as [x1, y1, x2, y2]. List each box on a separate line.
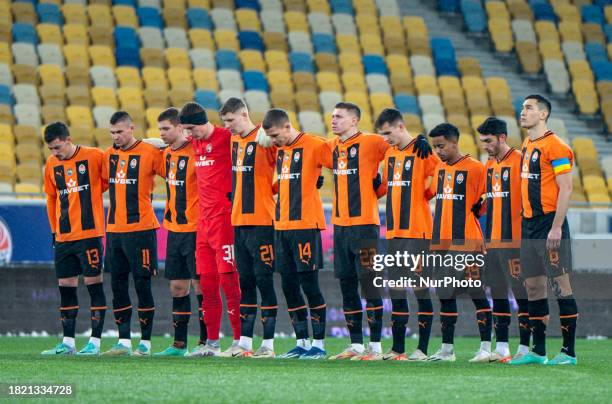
[11, 23, 38, 45]
[290, 52, 315, 73]
[594, 0, 612, 7]
[586, 42, 609, 64]
[461, 0, 487, 32]
[592, 61, 612, 81]
[531, 3, 557, 22]
[513, 99, 524, 118]
[605, 24, 612, 43]
[439, 0, 460, 13]
[0, 85, 13, 106]
[195, 90, 220, 110]
[312, 33, 337, 54]
[235, 0, 260, 11]
[431, 37, 459, 76]
[216, 50, 241, 70]
[330, 0, 354, 15]
[363, 55, 388, 75]
[394, 94, 420, 115]
[113, 0, 137, 6]
[114, 26, 141, 67]
[239, 31, 264, 52]
[187, 8, 212, 30]
[37, 3, 64, 26]
[581, 5, 605, 25]
[138, 7, 163, 29]
[243, 70, 269, 92]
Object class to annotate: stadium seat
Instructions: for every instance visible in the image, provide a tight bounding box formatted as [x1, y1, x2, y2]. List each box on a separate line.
[290, 52, 315, 73]
[195, 90, 220, 110]
[187, 8, 213, 30]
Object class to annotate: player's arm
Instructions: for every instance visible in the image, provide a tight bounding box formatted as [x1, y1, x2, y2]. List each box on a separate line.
[43, 162, 57, 240]
[317, 139, 333, 169]
[153, 147, 166, 178]
[375, 157, 388, 199]
[101, 149, 110, 193]
[471, 163, 487, 218]
[548, 172, 572, 249]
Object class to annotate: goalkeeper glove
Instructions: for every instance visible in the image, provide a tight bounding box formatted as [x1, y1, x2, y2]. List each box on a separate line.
[471, 196, 485, 218]
[413, 134, 433, 159]
[316, 176, 324, 189]
[373, 173, 382, 191]
[256, 126, 273, 148]
[142, 137, 166, 149]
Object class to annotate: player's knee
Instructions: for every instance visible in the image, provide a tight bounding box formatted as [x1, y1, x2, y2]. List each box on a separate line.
[134, 276, 153, 302]
[191, 279, 202, 294]
[170, 280, 190, 297]
[524, 276, 547, 300]
[58, 277, 78, 287]
[83, 274, 103, 286]
[339, 276, 360, 307]
[550, 274, 573, 298]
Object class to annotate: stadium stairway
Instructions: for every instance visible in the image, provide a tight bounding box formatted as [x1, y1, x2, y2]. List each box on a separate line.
[404, 0, 612, 155]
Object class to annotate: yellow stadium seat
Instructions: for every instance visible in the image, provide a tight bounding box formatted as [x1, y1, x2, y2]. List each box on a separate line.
[193, 68, 219, 91]
[91, 87, 118, 108]
[555, 3, 580, 23]
[337, 35, 361, 55]
[582, 23, 606, 44]
[69, 126, 94, 146]
[142, 67, 168, 91]
[344, 91, 371, 115]
[66, 85, 91, 107]
[539, 40, 564, 60]
[41, 83, 66, 106]
[535, 21, 559, 43]
[284, 0, 307, 13]
[380, 16, 403, 38]
[0, 105, 13, 125]
[284, 11, 309, 32]
[63, 44, 90, 68]
[315, 53, 339, 73]
[360, 34, 384, 55]
[63, 24, 89, 45]
[112, 5, 138, 28]
[559, 21, 582, 42]
[341, 72, 367, 93]
[268, 70, 293, 92]
[370, 93, 393, 116]
[390, 71, 414, 94]
[265, 50, 290, 72]
[13, 64, 38, 85]
[140, 48, 165, 68]
[307, 0, 331, 14]
[270, 89, 295, 110]
[573, 136, 598, 160]
[263, 32, 288, 52]
[165, 48, 192, 69]
[240, 50, 266, 72]
[214, 29, 239, 52]
[14, 125, 39, 145]
[439, 75, 463, 94]
[485, 1, 510, 20]
[117, 87, 144, 110]
[89, 25, 114, 47]
[295, 91, 320, 112]
[167, 67, 194, 91]
[235, 9, 261, 32]
[146, 107, 164, 129]
[458, 57, 482, 77]
[515, 42, 542, 75]
[402, 113, 423, 134]
[403, 16, 428, 39]
[89, 45, 116, 68]
[339, 53, 363, 73]
[39, 64, 65, 88]
[15, 182, 42, 197]
[407, 36, 431, 56]
[386, 54, 411, 74]
[488, 19, 513, 53]
[88, 5, 113, 28]
[354, 0, 377, 15]
[62, 3, 88, 26]
[486, 77, 511, 100]
[37, 23, 63, 45]
[16, 143, 42, 164]
[568, 60, 594, 82]
[0, 124, 13, 144]
[42, 105, 67, 125]
[573, 79, 599, 114]
[414, 75, 439, 96]
[189, 29, 215, 50]
[115, 66, 142, 89]
[12, 2, 37, 25]
[0, 43, 11, 65]
[163, 5, 188, 30]
[356, 14, 380, 36]
[316, 71, 342, 92]
[293, 72, 317, 92]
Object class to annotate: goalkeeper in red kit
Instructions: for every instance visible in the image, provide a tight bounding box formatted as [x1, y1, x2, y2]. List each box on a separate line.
[179, 102, 241, 357]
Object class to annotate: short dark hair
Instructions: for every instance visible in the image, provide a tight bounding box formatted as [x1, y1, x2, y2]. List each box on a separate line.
[262, 109, 290, 130]
[429, 123, 460, 141]
[179, 101, 205, 117]
[110, 111, 132, 125]
[477, 117, 507, 137]
[334, 102, 361, 120]
[220, 97, 247, 116]
[524, 94, 552, 121]
[44, 121, 70, 143]
[157, 107, 180, 125]
[374, 108, 403, 130]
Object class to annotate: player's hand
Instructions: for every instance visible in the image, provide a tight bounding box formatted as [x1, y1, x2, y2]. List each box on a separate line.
[373, 173, 382, 191]
[51, 233, 55, 248]
[316, 175, 324, 189]
[471, 197, 485, 218]
[142, 137, 166, 149]
[227, 192, 233, 202]
[546, 226, 562, 250]
[256, 126, 273, 148]
[413, 134, 433, 159]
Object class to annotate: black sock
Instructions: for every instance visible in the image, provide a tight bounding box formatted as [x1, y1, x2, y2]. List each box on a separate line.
[339, 276, 363, 344]
[366, 299, 383, 343]
[440, 299, 457, 344]
[516, 299, 531, 347]
[390, 298, 409, 354]
[87, 282, 107, 339]
[288, 306, 309, 340]
[299, 271, 326, 341]
[493, 299, 511, 343]
[558, 296, 578, 357]
[59, 286, 78, 339]
[309, 304, 326, 341]
[344, 310, 363, 344]
[112, 271, 132, 339]
[172, 295, 191, 347]
[260, 306, 277, 340]
[415, 290, 433, 354]
[240, 305, 257, 338]
[135, 277, 155, 341]
[473, 299, 492, 342]
[529, 299, 549, 356]
[196, 294, 207, 344]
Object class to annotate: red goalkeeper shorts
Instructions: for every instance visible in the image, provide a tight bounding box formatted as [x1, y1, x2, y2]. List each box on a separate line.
[196, 213, 236, 275]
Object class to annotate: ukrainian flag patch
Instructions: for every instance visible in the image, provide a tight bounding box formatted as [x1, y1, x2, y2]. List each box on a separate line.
[552, 157, 571, 174]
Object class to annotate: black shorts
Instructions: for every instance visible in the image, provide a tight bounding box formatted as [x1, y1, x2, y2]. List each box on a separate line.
[165, 231, 197, 280]
[274, 229, 323, 274]
[484, 248, 526, 298]
[333, 224, 379, 279]
[520, 213, 572, 279]
[433, 250, 486, 299]
[105, 229, 158, 278]
[235, 226, 275, 275]
[385, 237, 432, 281]
[55, 237, 103, 279]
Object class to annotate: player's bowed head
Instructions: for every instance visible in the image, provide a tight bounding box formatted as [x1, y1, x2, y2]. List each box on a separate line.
[178, 102, 215, 141]
[262, 109, 300, 148]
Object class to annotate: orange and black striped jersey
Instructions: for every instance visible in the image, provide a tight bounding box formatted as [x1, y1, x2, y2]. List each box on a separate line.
[428, 155, 486, 251]
[231, 125, 277, 226]
[520, 131, 574, 219]
[161, 141, 199, 233]
[102, 141, 165, 233]
[379, 140, 441, 239]
[275, 133, 326, 231]
[44, 146, 106, 242]
[484, 148, 522, 249]
[323, 132, 389, 226]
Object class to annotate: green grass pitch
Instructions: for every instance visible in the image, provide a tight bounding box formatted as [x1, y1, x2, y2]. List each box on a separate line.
[1, 336, 610, 403]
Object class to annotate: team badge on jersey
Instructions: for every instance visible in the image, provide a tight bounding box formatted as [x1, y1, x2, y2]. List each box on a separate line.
[532, 151, 539, 162]
[130, 159, 137, 168]
[456, 173, 464, 184]
[294, 151, 301, 162]
[67, 168, 73, 176]
[503, 170, 509, 181]
[78, 164, 86, 174]
[405, 159, 412, 171]
[349, 147, 357, 158]
[206, 143, 212, 153]
[247, 144, 254, 155]
[179, 160, 186, 170]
